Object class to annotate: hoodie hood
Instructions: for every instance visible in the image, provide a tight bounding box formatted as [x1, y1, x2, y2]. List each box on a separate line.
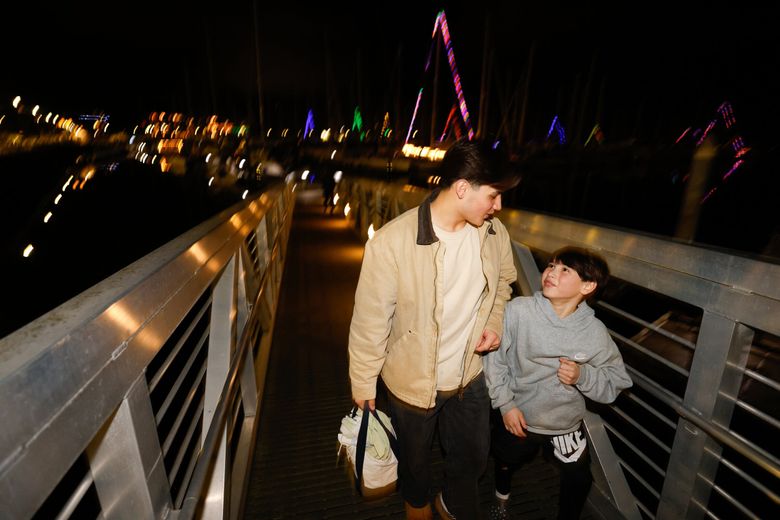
[533, 291, 594, 331]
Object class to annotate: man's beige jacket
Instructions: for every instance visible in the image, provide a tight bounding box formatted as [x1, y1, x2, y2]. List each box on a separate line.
[349, 196, 517, 409]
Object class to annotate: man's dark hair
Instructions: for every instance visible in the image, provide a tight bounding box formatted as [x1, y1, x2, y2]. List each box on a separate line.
[437, 139, 520, 192]
[550, 246, 610, 300]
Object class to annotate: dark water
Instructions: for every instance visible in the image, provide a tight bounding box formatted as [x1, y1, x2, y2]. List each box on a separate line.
[0, 144, 262, 338]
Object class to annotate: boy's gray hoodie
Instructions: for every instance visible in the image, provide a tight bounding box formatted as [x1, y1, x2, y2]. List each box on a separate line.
[484, 292, 632, 435]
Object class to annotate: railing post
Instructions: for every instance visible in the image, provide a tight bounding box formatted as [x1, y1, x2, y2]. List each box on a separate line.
[87, 375, 172, 519]
[584, 411, 642, 520]
[201, 256, 239, 519]
[657, 312, 753, 518]
[237, 250, 259, 418]
[511, 241, 542, 296]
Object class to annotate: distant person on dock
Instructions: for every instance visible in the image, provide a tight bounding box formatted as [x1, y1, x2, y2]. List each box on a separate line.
[484, 246, 632, 520]
[348, 139, 520, 519]
[321, 169, 337, 214]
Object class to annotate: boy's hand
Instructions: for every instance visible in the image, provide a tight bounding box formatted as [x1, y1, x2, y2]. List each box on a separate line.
[474, 329, 500, 353]
[502, 407, 528, 438]
[558, 358, 581, 385]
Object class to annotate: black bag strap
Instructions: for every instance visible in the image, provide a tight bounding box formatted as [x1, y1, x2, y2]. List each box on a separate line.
[354, 401, 399, 494]
[371, 409, 400, 457]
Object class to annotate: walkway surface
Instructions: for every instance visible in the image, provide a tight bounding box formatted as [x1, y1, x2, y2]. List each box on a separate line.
[243, 188, 592, 519]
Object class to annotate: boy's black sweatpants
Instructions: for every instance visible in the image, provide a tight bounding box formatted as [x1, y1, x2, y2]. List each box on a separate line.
[491, 418, 593, 520]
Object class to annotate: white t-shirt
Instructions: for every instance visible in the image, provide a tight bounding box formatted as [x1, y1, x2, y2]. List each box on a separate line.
[433, 223, 485, 390]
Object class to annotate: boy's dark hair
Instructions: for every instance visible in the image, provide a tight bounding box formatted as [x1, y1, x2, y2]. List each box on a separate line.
[550, 246, 610, 300]
[437, 138, 520, 192]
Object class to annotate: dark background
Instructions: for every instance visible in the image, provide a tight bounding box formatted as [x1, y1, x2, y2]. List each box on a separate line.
[2, 2, 778, 146]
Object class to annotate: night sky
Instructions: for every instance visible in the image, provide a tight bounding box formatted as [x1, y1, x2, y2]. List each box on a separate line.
[2, 2, 778, 147]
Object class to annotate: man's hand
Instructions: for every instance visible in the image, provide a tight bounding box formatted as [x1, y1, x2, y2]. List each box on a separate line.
[474, 329, 500, 353]
[354, 398, 375, 411]
[558, 358, 581, 385]
[503, 407, 528, 438]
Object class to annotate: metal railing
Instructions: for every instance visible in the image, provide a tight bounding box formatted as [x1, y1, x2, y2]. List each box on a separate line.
[335, 175, 780, 520]
[0, 182, 295, 519]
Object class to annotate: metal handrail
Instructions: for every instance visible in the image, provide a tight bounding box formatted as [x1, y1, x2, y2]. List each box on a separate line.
[628, 368, 780, 478]
[595, 301, 697, 351]
[0, 182, 293, 518]
[178, 227, 284, 519]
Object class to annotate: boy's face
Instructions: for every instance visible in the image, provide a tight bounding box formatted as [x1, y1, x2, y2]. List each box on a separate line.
[541, 261, 596, 304]
[458, 182, 502, 227]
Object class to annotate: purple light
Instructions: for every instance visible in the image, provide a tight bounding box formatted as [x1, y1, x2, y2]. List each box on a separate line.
[304, 109, 314, 139]
[546, 115, 566, 145]
[546, 116, 559, 140]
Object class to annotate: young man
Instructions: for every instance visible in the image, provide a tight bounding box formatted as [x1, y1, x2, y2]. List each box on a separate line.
[348, 139, 520, 519]
[484, 246, 633, 520]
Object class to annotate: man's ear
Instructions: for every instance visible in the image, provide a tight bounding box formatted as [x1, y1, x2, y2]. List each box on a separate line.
[454, 179, 469, 198]
[580, 281, 597, 297]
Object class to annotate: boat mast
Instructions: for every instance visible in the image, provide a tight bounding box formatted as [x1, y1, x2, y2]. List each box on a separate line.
[476, 14, 491, 140]
[252, 0, 266, 140]
[430, 31, 441, 146]
[516, 41, 535, 149]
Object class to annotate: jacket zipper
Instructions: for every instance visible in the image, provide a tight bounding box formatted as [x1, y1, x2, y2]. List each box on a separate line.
[431, 241, 442, 407]
[457, 224, 491, 400]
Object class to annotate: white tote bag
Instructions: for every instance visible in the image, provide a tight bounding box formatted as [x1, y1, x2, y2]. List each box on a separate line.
[337, 404, 399, 498]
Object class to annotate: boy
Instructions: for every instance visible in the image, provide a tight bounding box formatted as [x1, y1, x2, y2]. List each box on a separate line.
[483, 246, 632, 520]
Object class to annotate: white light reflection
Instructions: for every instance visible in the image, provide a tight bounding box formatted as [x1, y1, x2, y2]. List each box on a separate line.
[23, 244, 34, 257]
[104, 302, 162, 353]
[187, 242, 210, 264]
[105, 302, 140, 334]
[230, 214, 244, 230]
[43, 212, 52, 223]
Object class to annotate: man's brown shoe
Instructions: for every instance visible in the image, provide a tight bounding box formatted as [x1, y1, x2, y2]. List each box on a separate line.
[404, 501, 433, 520]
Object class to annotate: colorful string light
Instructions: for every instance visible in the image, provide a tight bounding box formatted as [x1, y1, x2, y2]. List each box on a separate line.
[696, 101, 751, 204]
[405, 9, 475, 143]
[436, 10, 474, 140]
[352, 106, 363, 133]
